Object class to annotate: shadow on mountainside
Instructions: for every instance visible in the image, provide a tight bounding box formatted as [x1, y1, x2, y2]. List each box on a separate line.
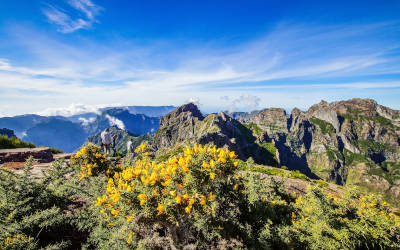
[198, 116, 279, 167]
[274, 133, 320, 179]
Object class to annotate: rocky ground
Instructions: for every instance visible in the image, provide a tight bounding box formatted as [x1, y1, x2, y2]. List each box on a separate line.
[0, 148, 72, 179]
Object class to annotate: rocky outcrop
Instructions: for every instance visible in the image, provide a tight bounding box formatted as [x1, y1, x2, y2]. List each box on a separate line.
[154, 103, 204, 148]
[0, 147, 53, 163]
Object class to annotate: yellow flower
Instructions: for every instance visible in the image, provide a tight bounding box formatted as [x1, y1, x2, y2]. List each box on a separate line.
[217, 226, 223, 230]
[210, 159, 215, 168]
[210, 173, 216, 180]
[200, 195, 206, 205]
[185, 206, 191, 214]
[153, 189, 160, 196]
[233, 161, 238, 167]
[182, 165, 189, 173]
[111, 209, 119, 216]
[157, 203, 164, 215]
[79, 172, 86, 180]
[178, 157, 186, 167]
[161, 178, 172, 186]
[175, 195, 182, 204]
[126, 216, 134, 222]
[138, 193, 146, 200]
[208, 192, 216, 201]
[229, 151, 237, 159]
[189, 198, 195, 206]
[170, 190, 177, 197]
[176, 184, 183, 189]
[202, 161, 209, 169]
[218, 156, 226, 164]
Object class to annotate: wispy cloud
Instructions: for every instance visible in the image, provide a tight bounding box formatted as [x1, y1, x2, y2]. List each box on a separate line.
[42, 0, 102, 33]
[1, 21, 400, 116]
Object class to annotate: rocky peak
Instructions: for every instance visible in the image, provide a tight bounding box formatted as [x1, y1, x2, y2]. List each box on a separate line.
[160, 103, 203, 127]
[250, 108, 287, 124]
[307, 101, 340, 132]
[291, 108, 302, 117]
[332, 98, 378, 117]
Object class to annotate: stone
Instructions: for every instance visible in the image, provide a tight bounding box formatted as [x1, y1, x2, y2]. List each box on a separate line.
[0, 147, 53, 164]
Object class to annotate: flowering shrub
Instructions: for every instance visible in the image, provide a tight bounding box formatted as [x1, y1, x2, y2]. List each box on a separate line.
[94, 143, 246, 248]
[1, 143, 399, 249]
[276, 187, 400, 249]
[70, 143, 109, 180]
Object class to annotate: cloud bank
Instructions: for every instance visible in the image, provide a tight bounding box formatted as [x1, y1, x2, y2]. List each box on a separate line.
[105, 114, 125, 130]
[37, 103, 122, 117]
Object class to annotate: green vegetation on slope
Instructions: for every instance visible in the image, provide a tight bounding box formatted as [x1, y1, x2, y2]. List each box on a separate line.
[310, 117, 335, 134]
[0, 134, 35, 149]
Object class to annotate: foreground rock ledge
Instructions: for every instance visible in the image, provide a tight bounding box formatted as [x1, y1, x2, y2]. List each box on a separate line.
[0, 147, 53, 164]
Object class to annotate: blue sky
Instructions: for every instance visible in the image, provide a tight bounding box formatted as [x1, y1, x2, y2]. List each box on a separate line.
[0, 0, 400, 116]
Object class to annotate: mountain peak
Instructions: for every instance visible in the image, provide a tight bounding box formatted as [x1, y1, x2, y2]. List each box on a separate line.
[160, 103, 203, 127]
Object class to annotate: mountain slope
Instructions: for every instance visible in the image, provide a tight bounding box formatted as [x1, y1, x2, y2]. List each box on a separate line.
[85, 108, 160, 135]
[0, 114, 47, 137]
[24, 118, 87, 153]
[151, 100, 400, 204]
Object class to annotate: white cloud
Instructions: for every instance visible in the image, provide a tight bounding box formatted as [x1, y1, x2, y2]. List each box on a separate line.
[43, 0, 102, 33]
[37, 103, 122, 116]
[78, 117, 96, 126]
[105, 114, 125, 130]
[186, 97, 201, 106]
[225, 95, 261, 113]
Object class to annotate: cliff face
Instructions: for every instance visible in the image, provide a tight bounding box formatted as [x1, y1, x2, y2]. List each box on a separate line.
[153, 99, 400, 203]
[247, 98, 400, 201]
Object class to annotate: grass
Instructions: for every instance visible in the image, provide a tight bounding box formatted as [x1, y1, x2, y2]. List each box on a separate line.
[325, 146, 344, 162]
[358, 139, 395, 153]
[343, 149, 368, 166]
[310, 117, 335, 134]
[247, 165, 310, 181]
[49, 147, 63, 154]
[243, 123, 263, 137]
[156, 146, 184, 162]
[259, 142, 278, 162]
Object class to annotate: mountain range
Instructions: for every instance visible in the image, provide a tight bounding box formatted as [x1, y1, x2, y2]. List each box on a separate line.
[0, 106, 175, 152]
[2, 99, 400, 204]
[110, 98, 400, 204]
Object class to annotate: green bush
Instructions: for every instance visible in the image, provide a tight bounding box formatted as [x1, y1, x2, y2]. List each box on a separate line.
[0, 157, 87, 249]
[0, 135, 35, 149]
[278, 187, 400, 249]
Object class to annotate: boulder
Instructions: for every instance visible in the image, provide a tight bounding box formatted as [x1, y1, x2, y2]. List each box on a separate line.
[0, 147, 53, 164]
